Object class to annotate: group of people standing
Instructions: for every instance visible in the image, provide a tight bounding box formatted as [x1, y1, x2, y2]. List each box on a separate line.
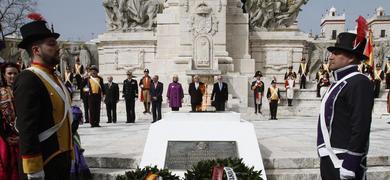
[106, 70, 229, 124]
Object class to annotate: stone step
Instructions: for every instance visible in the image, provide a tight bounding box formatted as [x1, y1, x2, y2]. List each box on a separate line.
[84, 155, 390, 170]
[90, 168, 127, 180]
[89, 166, 390, 180]
[265, 166, 390, 180]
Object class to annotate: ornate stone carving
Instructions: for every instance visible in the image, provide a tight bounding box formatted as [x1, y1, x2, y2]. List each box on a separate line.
[190, 3, 219, 70]
[244, 0, 309, 31]
[103, 0, 164, 32]
[191, 3, 219, 36]
[194, 35, 212, 68]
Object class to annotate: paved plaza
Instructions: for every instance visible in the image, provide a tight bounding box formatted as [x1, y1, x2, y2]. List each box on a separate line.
[78, 114, 390, 179]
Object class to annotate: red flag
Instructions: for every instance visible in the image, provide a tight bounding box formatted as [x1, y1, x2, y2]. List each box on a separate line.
[364, 29, 374, 68]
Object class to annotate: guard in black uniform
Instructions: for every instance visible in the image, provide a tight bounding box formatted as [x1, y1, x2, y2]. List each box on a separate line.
[317, 32, 374, 180]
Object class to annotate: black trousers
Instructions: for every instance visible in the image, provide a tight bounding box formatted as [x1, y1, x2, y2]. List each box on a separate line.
[288, 99, 293, 106]
[320, 156, 366, 180]
[125, 99, 136, 123]
[20, 152, 72, 180]
[254, 96, 262, 113]
[75, 74, 82, 89]
[152, 101, 162, 122]
[254, 103, 262, 113]
[269, 100, 278, 119]
[88, 94, 101, 127]
[214, 101, 225, 111]
[171, 107, 179, 111]
[316, 83, 321, 97]
[191, 103, 200, 112]
[374, 79, 381, 98]
[300, 76, 306, 89]
[82, 96, 89, 123]
[386, 74, 390, 89]
[105, 101, 117, 123]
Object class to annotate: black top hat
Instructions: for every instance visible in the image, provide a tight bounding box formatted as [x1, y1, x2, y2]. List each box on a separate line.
[254, 71, 262, 77]
[18, 20, 60, 49]
[89, 65, 99, 72]
[327, 32, 368, 60]
[144, 68, 149, 73]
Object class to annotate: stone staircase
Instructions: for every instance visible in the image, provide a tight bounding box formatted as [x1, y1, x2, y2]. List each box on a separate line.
[71, 81, 389, 119]
[84, 154, 390, 179]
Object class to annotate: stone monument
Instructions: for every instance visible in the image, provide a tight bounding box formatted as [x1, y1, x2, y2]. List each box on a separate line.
[98, 0, 309, 112]
[140, 112, 267, 179]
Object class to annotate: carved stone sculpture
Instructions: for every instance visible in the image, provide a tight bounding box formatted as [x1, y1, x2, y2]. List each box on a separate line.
[244, 0, 309, 31]
[103, 0, 164, 31]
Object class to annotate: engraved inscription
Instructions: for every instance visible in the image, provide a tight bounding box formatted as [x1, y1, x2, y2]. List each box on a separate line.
[164, 141, 238, 170]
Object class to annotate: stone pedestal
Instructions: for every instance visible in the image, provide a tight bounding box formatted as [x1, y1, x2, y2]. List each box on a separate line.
[140, 112, 267, 179]
[250, 31, 309, 80]
[97, 32, 157, 80]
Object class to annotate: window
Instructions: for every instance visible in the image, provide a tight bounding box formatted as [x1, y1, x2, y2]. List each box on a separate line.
[332, 12, 335, 16]
[380, 12, 384, 16]
[332, 30, 337, 40]
[381, 30, 386, 38]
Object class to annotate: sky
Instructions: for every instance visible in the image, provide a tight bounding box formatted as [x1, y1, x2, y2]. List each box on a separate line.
[36, 0, 390, 41]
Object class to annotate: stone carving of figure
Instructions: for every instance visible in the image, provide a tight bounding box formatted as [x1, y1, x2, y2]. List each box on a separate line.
[103, 0, 118, 30]
[244, 0, 309, 30]
[79, 45, 91, 68]
[103, 0, 164, 31]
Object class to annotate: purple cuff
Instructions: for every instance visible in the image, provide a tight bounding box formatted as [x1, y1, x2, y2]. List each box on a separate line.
[342, 152, 363, 173]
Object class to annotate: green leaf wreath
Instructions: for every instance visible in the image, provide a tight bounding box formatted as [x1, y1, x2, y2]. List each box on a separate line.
[116, 166, 181, 180]
[185, 158, 263, 180]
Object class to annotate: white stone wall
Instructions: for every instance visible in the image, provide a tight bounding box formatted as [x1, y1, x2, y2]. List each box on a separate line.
[321, 22, 345, 40]
[370, 22, 390, 39]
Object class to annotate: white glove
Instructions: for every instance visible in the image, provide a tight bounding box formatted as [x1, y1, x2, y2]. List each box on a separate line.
[340, 167, 355, 180]
[28, 170, 45, 180]
[134, 98, 138, 101]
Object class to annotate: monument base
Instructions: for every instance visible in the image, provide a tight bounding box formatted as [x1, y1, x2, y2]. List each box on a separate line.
[140, 112, 267, 179]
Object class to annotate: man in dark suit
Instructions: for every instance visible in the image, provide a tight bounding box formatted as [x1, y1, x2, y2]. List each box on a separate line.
[83, 65, 105, 127]
[104, 76, 119, 123]
[188, 75, 205, 112]
[123, 70, 138, 123]
[14, 17, 73, 179]
[150, 75, 163, 123]
[211, 75, 228, 111]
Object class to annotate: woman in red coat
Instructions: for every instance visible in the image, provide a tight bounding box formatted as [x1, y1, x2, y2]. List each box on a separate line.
[0, 63, 20, 180]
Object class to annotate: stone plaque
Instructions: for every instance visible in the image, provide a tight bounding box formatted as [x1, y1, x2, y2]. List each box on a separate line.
[164, 141, 238, 170]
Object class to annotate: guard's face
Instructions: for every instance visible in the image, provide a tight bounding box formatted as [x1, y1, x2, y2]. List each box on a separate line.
[90, 70, 98, 77]
[328, 50, 355, 71]
[4, 67, 19, 86]
[34, 37, 60, 66]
